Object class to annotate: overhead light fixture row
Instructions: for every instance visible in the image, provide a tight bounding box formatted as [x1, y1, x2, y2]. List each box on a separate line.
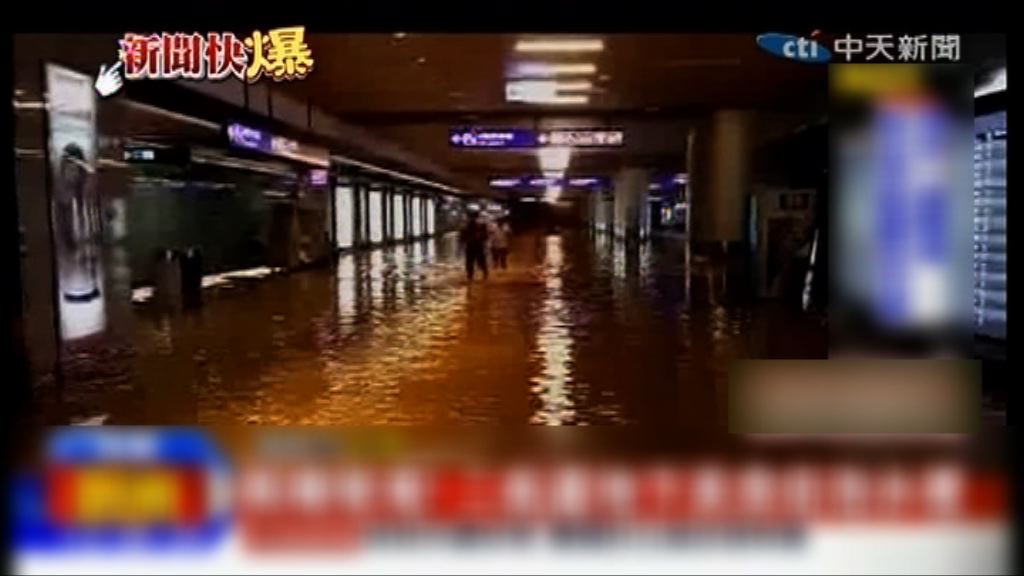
[538, 147, 572, 172]
[506, 80, 593, 105]
[515, 39, 604, 53]
[532, 95, 589, 105]
[514, 62, 598, 77]
[544, 185, 563, 202]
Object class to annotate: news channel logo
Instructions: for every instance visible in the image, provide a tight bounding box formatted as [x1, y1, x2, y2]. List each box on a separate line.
[757, 33, 831, 63]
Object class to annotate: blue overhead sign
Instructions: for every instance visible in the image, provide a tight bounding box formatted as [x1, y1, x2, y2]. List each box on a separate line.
[451, 128, 624, 149]
[227, 123, 329, 167]
[449, 128, 538, 149]
[489, 176, 610, 189]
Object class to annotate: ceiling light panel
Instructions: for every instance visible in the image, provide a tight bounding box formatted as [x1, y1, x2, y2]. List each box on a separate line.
[506, 80, 593, 104]
[515, 39, 605, 53]
[538, 147, 572, 172]
[513, 62, 598, 77]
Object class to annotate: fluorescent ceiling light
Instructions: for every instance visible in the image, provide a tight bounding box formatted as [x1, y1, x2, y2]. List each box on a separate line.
[568, 177, 598, 186]
[330, 154, 461, 194]
[506, 80, 556, 101]
[531, 95, 589, 105]
[506, 80, 592, 104]
[515, 39, 604, 53]
[515, 62, 597, 77]
[507, 79, 593, 94]
[490, 178, 520, 188]
[551, 80, 592, 91]
[673, 173, 689, 184]
[122, 100, 220, 131]
[538, 147, 572, 172]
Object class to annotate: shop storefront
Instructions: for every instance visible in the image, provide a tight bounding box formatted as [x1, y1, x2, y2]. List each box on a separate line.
[332, 178, 356, 249]
[372, 185, 388, 245]
[329, 167, 450, 252]
[117, 122, 332, 287]
[13, 51, 463, 404]
[391, 188, 406, 241]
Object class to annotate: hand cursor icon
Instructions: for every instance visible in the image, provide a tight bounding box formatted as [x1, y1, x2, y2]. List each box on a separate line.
[95, 61, 124, 97]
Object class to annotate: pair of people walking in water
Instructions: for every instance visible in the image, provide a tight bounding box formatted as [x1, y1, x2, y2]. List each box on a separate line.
[460, 211, 511, 281]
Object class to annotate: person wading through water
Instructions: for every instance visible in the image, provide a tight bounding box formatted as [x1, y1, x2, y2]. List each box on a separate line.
[460, 210, 490, 282]
[488, 217, 511, 270]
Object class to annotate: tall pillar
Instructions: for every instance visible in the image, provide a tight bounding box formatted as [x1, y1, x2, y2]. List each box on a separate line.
[584, 192, 598, 231]
[688, 110, 753, 254]
[612, 167, 650, 241]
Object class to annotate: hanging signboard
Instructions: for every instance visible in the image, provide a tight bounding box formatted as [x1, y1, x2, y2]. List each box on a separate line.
[450, 128, 624, 149]
[488, 176, 611, 189]
[449, 128, 538, 149]
[226, 122, 329, 167]
[538, 129, 624, 147]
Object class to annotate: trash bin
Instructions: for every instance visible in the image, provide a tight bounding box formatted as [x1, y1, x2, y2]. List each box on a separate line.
[154, 248, 182, 310]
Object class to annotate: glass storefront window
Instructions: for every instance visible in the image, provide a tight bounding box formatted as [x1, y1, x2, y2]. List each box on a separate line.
[392, 192, 405, 240]
[360, 186, 369, 243]
[334, 185, 354, 249]
[411, 196, 423, 237]
[426, 197, 436, 235]
[368, 188, 384, 244]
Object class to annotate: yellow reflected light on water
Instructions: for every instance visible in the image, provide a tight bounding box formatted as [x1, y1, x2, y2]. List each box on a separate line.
[530, 236, 576, 425]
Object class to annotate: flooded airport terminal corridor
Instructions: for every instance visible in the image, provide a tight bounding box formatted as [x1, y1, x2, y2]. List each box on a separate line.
[11, 34, 841, 430]
[8, 32, 1009, 576]
[38, 231, 826, 427]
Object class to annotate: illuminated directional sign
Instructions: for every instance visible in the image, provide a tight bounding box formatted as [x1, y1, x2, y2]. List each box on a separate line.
[538, 129, 624, 147]
[488, 176, 609, 188]
[122, 144, 190, 164]
[449, 128, 538, 149]
[227, 123, 329, 167]
[527, 177, 560, 187]
[123, 147, 156, 162]
[489, 178, 522, 187]
[452, 128, 624, 149]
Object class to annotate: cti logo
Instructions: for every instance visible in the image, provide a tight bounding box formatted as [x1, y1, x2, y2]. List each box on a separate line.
[757, 32, 831, 63]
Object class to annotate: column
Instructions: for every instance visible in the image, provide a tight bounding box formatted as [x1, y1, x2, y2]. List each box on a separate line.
[612, 167, 651, 242]
[688, 110, 753, 255]
[584, 192, 598, 232]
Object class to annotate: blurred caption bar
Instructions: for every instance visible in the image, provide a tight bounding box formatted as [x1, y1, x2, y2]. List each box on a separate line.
[831, 64, 974, 355]
[12, 427, 1009, 574]
[730, 360, 979, 435]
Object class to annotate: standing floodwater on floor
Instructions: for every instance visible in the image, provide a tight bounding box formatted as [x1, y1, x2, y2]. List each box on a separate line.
[40, 231, 826, 426]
